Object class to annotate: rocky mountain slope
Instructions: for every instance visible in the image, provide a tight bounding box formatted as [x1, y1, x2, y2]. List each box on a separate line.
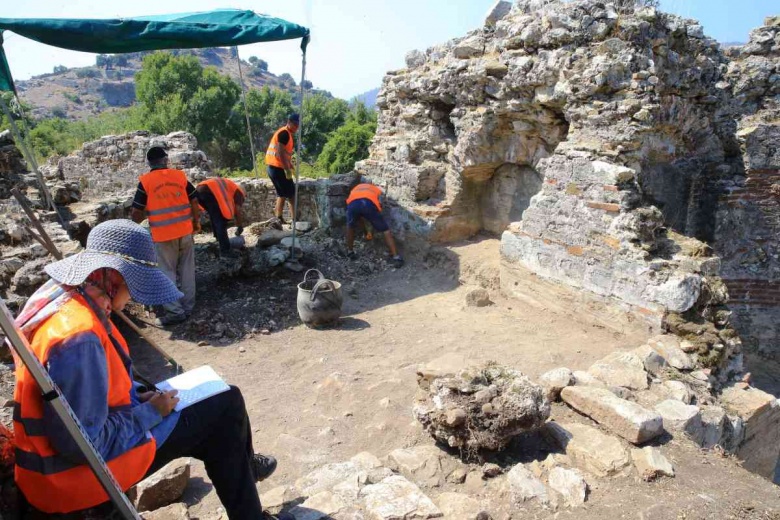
[15, 47, 308, 120]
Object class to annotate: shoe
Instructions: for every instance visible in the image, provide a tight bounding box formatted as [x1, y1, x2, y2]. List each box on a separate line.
[153, 313, 187, 327]
[391, 256, 404, 268]
[220, 249, 241, 260]
[347, 250, 357, 261]
[251, 453, 278, 482]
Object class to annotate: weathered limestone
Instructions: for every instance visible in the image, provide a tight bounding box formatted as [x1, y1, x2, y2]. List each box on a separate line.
[507, 464, 549, 506]
[631, 447, 675, 481]
[437, 492, 485, 519]
[655, 400, 703, 439]
[140, 503, 190, 520]
[359, 475, 442, 520]
[385, 446, 448, 486]
[646, 335, 694, 371]
[131, 459, 190, 512]
[539, 367, 574, 402]
[465, 288, 492, 307]
[560, 386, 663, 444]
[720, 386, 780, 479]
[545, 422, 630, 477]
[416, 353, 470, 390]
[547, 467, 587, 507]
[296, 452, 383, 498]
[587, 352, 649, 390]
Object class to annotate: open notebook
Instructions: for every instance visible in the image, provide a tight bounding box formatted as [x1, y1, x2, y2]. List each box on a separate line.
[156, 366, 230, 412]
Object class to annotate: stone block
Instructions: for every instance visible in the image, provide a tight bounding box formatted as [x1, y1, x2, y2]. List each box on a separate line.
[632, 344, 668, 375]
[560, 386, 663, 444]
[721, 386, 780, 479]
[416, 353, 471, 390]
[386, 446, 445, 484]
[290, 492, 348, 520]
[572, 370, 607, 388]
[140, 503, 189, 520]
[631, 447, 674, 481]
[507, 464, 549, 506]
[647, 335, 694, 370]
[655, 400, 703, 439]
[699, 405, 727, 449]
[544, 422, 630, 477]
[484, 1, 512, 27]
[132, 459, 190, 512]
[548, 467, 587, 506]
[359, 475, 442, 520]
[437, 492, 485, 519]
[588, 352, 649, 390]
[539, 367, 574, 401]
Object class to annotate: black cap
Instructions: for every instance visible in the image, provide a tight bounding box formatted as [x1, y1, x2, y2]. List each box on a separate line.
[288, 113, 300, 125]
[146, 146, 168, 163]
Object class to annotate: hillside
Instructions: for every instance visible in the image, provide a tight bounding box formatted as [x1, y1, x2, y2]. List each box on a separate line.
[16, 47, 317, 120]
[352, 87, 380, 109]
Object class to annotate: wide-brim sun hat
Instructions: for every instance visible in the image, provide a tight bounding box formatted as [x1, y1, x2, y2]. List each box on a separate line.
[45, 219, 182, 306]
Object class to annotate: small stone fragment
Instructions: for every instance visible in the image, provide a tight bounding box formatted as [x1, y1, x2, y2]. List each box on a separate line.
[507, 464, 549, 505]
[465, 288, 492, 307]
[539, 367, 574, 401]
[140, 503, 190, 520]
[547, 467, 588, 506]
[447, 467, 468, 484]
[588, 352, 649, 390]
[446, 408, 467, 427]
[647, 335, 694, 370]
[132, 459, 191, 512]
[482, 463, 502, 478]
[631, 447, 675, 481]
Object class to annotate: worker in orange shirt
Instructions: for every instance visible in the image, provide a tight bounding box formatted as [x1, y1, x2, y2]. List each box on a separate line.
[265, 113, 299, 226]
[131, 146, 200, 326]
[196, 177, 246, 259]
[346, 182, 403, 268]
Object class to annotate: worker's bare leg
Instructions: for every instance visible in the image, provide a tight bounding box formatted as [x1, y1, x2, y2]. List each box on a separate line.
[274, 197, 285, 220]
[383, 231, 398, 257]
[346, 226, 356, 251]
[286, 198, 297, 221]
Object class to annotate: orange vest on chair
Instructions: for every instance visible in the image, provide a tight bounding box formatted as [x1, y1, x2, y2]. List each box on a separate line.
[265, 126, 294, 169]
[13, 295, 156, 514]
[198, 178, 245, 220]
[346, 184, 383, 212]
[139, 168, 193, 243]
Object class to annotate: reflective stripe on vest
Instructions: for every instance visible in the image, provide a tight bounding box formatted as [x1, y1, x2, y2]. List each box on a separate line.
[139, 168, 193, 242]
[198, 178, 244, 220]
[346, 184, 383, 212]
[265, 126, 294, 169]
[13, 296, 156, 513]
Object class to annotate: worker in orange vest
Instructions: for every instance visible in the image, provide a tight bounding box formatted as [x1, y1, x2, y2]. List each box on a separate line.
[13, 220, 282, 519]
[196, 177, 246, 259]
[346, 182, 404, 268]
[131, 146, 200, 326]
[265, 113, 299, 226]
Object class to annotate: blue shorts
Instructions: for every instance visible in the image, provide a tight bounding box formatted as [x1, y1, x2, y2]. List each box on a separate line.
[347, 198, 389, 233]
[267, 166, 296, 199]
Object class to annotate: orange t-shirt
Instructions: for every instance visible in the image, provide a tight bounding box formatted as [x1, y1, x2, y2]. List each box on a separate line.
[346, 184, 383, 211]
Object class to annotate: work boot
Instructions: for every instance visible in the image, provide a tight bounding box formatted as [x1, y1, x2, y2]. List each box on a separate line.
[347, 250, 357, 261]
[220, 249, 241, 260]
[153, 313, 187, 327]
[264, 512, 295, 520]
[391, 255, 404, 268]
[251, 453, 278, 482]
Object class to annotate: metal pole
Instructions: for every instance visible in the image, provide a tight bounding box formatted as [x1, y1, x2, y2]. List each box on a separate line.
[114, 311, 183, 374]
[291, 50, 307, 262]
[0, 299, 141, 520]
[0, 96, 55, 213]
[234, 47, 259, 179]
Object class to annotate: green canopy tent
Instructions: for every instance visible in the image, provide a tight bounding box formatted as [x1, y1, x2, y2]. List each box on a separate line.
[0, 9, 310, 214]
[0, 10, 309, 520]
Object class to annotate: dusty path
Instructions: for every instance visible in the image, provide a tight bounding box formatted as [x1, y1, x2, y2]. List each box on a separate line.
[123, 238, 780, 519]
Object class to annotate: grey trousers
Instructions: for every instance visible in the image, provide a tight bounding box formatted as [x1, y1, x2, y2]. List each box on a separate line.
[155, 234, 196, 317]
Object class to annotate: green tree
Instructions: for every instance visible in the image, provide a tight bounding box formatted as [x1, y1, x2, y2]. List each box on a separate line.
[300, 93, 349, 161]
[53, 65, 68, 74]
[244, 86, 295, 155]
[316, 120, 376, 175]
[346, 101, 377, 126]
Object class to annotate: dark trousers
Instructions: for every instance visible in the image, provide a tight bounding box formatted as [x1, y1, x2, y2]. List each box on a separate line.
[196, 189, 231, 252]
[147, 386, 263, 519]
[21, 386, 263, 520]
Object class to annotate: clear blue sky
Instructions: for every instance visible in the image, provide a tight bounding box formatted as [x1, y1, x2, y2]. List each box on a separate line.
[2, 1, 777, 100]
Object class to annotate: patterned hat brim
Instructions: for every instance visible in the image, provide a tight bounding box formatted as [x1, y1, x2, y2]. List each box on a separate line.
[45, 251, 183, 306]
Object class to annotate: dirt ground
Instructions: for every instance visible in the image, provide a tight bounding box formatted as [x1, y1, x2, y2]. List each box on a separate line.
[120, 236, 780, 520]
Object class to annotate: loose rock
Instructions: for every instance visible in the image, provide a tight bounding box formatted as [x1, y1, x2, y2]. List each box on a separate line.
[545, 422, 630, 477]
[507, 464, 549, 506]
[631, 447, 675, 481]
[547, 467, 588, 507]
[539, 367, 574, 402]
[132, 459, 190, 512]
[465, 288, 492, 307]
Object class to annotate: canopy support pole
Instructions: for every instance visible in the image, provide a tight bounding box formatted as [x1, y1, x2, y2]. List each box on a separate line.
[0, 297, 141, 520]
[234, 47, 258, 179]
[290, 50, 307, 263]
[0, 95, 56, 214]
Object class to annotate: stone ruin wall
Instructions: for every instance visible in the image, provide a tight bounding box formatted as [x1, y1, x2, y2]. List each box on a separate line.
[358, 1, 780, 360]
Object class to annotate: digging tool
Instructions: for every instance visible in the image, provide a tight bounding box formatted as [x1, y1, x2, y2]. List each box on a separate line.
[11, 192, 184, 374]
[284, 50, 307, 274]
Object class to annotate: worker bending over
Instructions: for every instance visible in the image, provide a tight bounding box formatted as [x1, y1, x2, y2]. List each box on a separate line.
[265, 113, 299, 226]
[132, 146, 199, 326]
[346, 182, 404, 268]
[13, 220, 282, 519]
[196, 177, 246, 259]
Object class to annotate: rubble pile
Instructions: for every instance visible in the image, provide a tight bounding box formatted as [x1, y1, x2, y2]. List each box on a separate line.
[414, 359, 550, 452]
[0, 130, 28, 200]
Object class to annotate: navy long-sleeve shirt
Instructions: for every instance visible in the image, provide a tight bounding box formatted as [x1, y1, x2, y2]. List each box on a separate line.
[43, 331, 179, 463]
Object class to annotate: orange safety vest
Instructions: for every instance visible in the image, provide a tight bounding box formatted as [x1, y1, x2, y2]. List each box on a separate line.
[13, 295, 156, 514]
[265, 126, 294, 169]
[198, 178, 245, 220]
[139, 168, 193, 243]
[347, 184, 383, 212]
